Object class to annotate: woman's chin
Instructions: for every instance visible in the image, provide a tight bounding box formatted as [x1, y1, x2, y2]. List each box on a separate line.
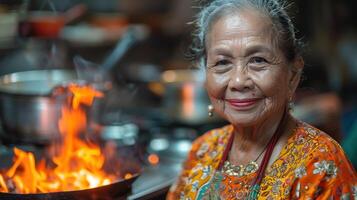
[224, 109, 265, 127]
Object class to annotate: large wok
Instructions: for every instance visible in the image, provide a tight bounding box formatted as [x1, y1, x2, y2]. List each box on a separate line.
[0, 140, 141, 200]
[0, 69, 78, 144]
[0, 174, 139, 200]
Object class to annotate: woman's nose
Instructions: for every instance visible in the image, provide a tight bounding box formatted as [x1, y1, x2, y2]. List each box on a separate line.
[228, 67, 254, 91]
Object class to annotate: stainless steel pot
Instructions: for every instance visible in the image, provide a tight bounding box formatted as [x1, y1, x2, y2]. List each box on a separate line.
[0, 69, 77, 144]
[160, 69, 220, 124]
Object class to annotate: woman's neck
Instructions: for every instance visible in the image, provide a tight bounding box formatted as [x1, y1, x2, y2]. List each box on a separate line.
[231, 109, 288, 159]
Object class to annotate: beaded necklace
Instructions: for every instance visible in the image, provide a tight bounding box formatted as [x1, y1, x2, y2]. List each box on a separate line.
[213, 109, 288, 200]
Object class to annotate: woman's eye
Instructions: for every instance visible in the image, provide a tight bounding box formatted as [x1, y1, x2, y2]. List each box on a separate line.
[214, 59, 230, 66]
[249, 57, 268, 64]
[208, 59, 232, 73]
[248, 57, 269, 71]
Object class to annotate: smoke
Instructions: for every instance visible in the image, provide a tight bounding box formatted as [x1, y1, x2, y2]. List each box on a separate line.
[73, 55, 112, 89]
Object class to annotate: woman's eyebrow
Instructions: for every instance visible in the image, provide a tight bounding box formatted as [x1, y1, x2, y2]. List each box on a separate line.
[210, 47, 234, 58]
[244, 45, 273, 56]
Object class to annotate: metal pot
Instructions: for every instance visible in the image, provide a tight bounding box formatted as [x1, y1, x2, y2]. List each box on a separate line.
[160, 69, 219, 124]
[0, 69, 77, 144]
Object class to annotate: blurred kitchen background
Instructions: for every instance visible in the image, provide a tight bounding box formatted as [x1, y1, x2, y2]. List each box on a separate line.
[0, 0, 356, 198]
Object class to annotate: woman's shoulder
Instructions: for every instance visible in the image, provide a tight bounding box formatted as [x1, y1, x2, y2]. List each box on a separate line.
[189, 124, 233, 155]
[295, 121, 346, 156]
[167, 125, 233, 200]
[179, 124, 233, 168]
[291, 121, 356, 175]
[279, 121, 357, 199]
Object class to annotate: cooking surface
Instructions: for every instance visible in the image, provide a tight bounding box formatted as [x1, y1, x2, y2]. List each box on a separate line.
[128, 160, 181, 199]
[0, 146, 182, 200]
[0, 135, 184, 200]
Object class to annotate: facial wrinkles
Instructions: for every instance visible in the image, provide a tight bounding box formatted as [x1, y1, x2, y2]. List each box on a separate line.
[205, 11, 291, 126]
[208, 36, 280, 99]
[207, 13, 278, 65]
[209, 34, 285, 90]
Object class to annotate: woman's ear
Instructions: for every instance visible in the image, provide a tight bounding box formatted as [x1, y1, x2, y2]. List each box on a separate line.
[289, 56, 304, 93]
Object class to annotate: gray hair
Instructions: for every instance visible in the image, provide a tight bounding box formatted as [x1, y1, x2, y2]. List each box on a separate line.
[191, 0, 304, 68]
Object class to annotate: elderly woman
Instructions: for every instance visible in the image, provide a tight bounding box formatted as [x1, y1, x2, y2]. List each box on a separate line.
[167, 0, 357, 199]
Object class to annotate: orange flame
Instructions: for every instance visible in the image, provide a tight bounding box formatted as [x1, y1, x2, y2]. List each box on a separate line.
[0, 84, 117, 194]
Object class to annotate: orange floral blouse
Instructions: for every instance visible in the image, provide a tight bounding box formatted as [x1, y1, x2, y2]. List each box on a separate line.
[167, 121, 357, 199]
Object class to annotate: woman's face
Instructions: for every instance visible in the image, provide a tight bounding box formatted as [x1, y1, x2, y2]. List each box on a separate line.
[205, 9, 300, 127]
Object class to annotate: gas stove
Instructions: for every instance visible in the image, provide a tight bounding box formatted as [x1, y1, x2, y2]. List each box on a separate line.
[0, 123, 187, 200]
[0, 143, 182, 200]
[0, 101, 222, 199]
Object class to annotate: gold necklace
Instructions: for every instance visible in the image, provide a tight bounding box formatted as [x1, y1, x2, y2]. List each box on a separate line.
[222, 145, 267, 177]
[222, 160, 259, 177]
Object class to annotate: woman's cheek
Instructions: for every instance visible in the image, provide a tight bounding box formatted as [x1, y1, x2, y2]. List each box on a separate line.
[205, 72, 229, 100]
[251, 70, 288, 108]
[251, 69, 281, 96]
[205, 72, 230, 116]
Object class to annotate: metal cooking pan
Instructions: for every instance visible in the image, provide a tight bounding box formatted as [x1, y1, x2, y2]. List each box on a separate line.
[0, 26, 148, 144]
[0, 173, 139, 200]
[0, 69, 77, 144]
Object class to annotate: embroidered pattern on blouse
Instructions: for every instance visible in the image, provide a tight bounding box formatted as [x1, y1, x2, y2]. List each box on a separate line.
[167, 122, 357, 200]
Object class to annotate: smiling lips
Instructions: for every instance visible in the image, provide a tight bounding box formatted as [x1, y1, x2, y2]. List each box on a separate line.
[226, 98, 262, 110]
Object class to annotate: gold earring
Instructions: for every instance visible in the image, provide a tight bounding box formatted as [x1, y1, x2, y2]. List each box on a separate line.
[208, 104, 214, 117]
[288, 96, 294, 111]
